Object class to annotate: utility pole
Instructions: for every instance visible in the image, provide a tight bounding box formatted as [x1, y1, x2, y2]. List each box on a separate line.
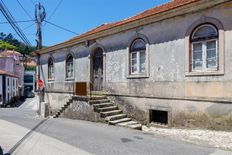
[35, 3, 46, 116]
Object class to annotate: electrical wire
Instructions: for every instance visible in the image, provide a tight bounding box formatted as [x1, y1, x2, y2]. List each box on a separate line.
[44, 20, 78, 35]
[0, 19, 34, 24]
[22, 22, 36, 31]
[0, 0, 32, 46]
[43, 0, 63, 27]
[47, 0, 63, 21]
[16, 0, 34, 20]
[30, 0, 35, 6]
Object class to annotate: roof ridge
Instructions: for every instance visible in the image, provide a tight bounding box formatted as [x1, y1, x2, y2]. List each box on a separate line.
[67, 0, 198, 42]
[37, 0, 200, 53]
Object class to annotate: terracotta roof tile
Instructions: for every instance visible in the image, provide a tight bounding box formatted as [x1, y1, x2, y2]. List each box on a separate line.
[68, 0, 199, 42]
[34, 0, 200, 54]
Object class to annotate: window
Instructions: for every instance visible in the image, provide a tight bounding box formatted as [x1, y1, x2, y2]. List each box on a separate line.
[130, 39, 146, 74]
[48, 58, 54, 80]
[66, 54, 74, 78]
[150, 110, 168, 125]
[191, 24, 218, 72]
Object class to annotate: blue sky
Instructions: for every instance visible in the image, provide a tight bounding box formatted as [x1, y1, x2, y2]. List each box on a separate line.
[0, 0, 170, 47]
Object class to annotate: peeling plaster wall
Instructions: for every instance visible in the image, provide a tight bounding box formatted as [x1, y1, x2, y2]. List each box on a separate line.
[40, 2, 232, 130]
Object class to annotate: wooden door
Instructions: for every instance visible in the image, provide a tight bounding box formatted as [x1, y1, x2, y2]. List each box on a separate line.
[93, 48, 103, 91]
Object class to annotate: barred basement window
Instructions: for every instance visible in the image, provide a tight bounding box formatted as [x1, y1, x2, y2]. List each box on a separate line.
[150, 110, 168, 125]
[191, 24, 218, 72]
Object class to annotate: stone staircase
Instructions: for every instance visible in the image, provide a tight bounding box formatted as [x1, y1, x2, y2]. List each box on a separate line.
[54, 95, 142, 130]
[53, 97, 73, 118]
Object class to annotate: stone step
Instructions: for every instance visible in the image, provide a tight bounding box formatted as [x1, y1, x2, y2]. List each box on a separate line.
[89, 96, 107, 100]
[93, 103, 114, 109]
[105, 114, 127, 121]
[100, 110, 122, 117]
[118, 121, 142, 130]
[108, 118, 132, 125]
[90, 91, 107, 96]
[61, 103, 70, 110]
[117, 121, 138, 126]
[89, 99, 109, 105]
[72, 96, 89, 101]
[96, 106, 118, 112]
[128, 124, 142, 130]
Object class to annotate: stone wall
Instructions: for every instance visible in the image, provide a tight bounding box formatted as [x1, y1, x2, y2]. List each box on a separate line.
[109, 95, 232, 131]
[44, 92, 72, 115]
[60, 99, 105, 123]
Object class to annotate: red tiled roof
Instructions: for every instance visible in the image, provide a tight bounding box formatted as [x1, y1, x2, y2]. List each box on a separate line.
[25, 60, 36, 67]
[68, 0, 199, 42]
[33, 0, 200, 55]
[0, 70, 18, 78]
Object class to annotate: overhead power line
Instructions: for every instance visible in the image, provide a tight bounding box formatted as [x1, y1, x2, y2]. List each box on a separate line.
[47, 0, 63, 21]
[22, 22, 36, 31]
[44, 20, 78, 35]
[0, 0, 32, 46]
[30, 0, 35, 6]
[44, 0, 63, 27]
[0, 19, 34, 24]
[16, 0, 34, 20]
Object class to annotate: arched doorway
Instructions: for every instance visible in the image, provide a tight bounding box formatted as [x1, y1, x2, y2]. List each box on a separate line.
[92, 47, 103, 91]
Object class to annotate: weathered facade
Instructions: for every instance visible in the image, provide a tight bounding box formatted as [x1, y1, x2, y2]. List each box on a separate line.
[35, 0, 232, 130]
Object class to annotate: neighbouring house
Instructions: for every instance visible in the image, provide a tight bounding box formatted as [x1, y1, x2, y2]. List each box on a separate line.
[0, 70, 18, 106]
[33, 0, 232, 130]
[0, 50, 24, 97]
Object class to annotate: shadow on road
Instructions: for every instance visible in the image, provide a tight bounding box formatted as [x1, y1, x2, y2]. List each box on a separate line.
[0, 146, 11, 155]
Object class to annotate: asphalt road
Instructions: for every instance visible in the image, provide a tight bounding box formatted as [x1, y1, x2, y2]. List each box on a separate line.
[0, 98, 231, 155]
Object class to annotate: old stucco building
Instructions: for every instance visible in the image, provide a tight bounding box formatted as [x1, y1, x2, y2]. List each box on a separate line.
[35, 0, 232, 130]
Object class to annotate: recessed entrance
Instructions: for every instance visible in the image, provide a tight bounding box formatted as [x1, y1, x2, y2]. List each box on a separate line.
[92, 47, 103, 91]
[150, 110, 168, 125]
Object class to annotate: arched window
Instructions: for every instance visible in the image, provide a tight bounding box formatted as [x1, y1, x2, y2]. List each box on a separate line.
[130, 39, 146, 74]
[48, 57, 54, 79]
[66, 54, 74, 78]
[191, 24, 218, 71]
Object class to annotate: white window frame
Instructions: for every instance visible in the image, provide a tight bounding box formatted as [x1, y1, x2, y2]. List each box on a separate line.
[192, 39, 218, 72]
[130, 39, 146, 75]
[191, 24, 219, 73]
[130, 50, 146, 74]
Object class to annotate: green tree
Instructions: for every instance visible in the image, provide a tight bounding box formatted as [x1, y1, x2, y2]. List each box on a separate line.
[0, 40, 17, 50]
[0, 32, 36, 55]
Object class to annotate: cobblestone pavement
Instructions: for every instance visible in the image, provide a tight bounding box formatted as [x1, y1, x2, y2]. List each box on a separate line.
[142, 126, 232, 152]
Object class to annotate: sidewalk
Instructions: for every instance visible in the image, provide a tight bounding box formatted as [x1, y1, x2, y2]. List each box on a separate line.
[0, 97, 39, 119]
[142, 126, 232, 151]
